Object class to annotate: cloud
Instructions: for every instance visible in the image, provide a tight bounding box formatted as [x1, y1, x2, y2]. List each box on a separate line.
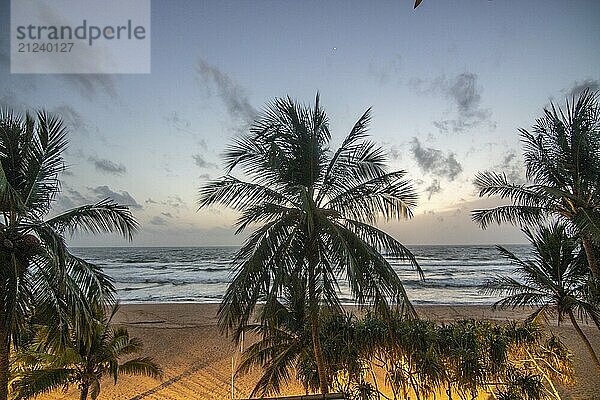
[490, 149, 526, 185]
[435, 73, 493, 133]
[161, 212, 173, 218]
[368, 54, 403, 85]
[165, 111, 207, 148]
[192, 154, 217, 169]
[54, 187, 87, 211]
[54, 185, 141, 212]
[150, 216, 168, 226]
[425, 179, 442, 200]
[564, 78, 599, 98]
[59, 74, 117, 99]
[144, 196, 187, 212]
[410, 73, 494, 133]
[410, 138, 463, 180]
[196, 58, 257, 123]
[89, 157, 127, 175]
[89, 186, 142, 209]
[163, 195, 187, 210]
[198, 173, 211, 180]
[51, 104, 93, 134]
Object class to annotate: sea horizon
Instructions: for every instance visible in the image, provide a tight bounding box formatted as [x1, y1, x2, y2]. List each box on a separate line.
[72, 244, 530, 306]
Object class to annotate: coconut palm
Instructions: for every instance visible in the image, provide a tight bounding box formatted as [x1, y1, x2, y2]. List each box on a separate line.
[0, 109, 138, 400]
[472, 89, 600, 278]
[237, 291, 378, 399]
[482, 222, 600, 373]
[198, 94, 420, 394]
[235, 276, 314, 397]
[11, 306, 162, 400]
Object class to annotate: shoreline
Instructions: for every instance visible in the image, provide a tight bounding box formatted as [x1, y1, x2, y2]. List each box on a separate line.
[41, 303, 598, 400]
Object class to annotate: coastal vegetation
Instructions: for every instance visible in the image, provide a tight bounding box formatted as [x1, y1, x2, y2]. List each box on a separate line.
[482, 222, 600, 372]
[10, 305, 162, 400]
[473, 89, 600, 279]
[224, 90, 600, 399]
[198, 94, 421, 394]
[0, 89, 597, 399]
[238, 306, 574, 399]
[0, 109, 157, 400]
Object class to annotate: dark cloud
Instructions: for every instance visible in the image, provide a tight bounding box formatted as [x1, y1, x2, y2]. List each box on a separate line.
[66, 188, 89, 204]
[163, 195, 187, 210]
[564, 78, 599, 98]
[196, 58, 257, 123]
[425, 179, 442, 200]
[165, 111, 207, 148]
[59, 74, 117, 100]
[54, 187, 89, 211]
[89, 157, 127, 175]
[494, 150, 526, 184]
[54, 185, 140, 212]
[434, 73, 493, 133]
[410, 138, 463, 180]
[384, 142, 404, 161]
[410, 73, 494, 133]
[150, 216, 167, 226]
[89, 186, 142, 209]
[52, 104, 92, 134]
[144, 196, 187, 212]
[192, 154, 217, 169]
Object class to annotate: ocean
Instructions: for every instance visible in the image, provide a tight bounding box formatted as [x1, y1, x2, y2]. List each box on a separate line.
[71, 245, 529, 305]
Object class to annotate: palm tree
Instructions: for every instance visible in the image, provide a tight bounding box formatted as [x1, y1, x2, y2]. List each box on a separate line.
[0, 109, 139, 400]
[198, 94, 420, 394]
[11, 305, 162, 400]
[472, 89, 600, 278]
[235, 277, 314, 397]
[482, 222, 600, 373]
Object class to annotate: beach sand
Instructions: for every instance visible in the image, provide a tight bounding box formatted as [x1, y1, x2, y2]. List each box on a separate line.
[39, 303, 599, 400]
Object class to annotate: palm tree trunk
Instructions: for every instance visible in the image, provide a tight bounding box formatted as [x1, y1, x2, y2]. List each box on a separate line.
[307, 263, 328, 395]
[568, 310, 600, 374]
[310, 316, 329, 394]
[582, 238, 600, 279]
[0, 323, 9, 400]
[80, 384, 89, 400]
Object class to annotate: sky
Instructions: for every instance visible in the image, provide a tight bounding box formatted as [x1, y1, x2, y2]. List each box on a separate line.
[0, 0, 599, 246]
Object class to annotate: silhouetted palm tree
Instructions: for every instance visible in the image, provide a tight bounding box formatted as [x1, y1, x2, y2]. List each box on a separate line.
[482, 222, 600, 373]
[198, 94, 420, 394]
[472, 89, 600, 279]
[235, 277, 314, 397]
[11, 306, 162, 400]
[0, 109, 138, 400]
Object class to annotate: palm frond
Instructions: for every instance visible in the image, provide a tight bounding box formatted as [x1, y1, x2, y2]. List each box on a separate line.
[472, 205, 547, 229]
[44, 198, 139, 240]
[118, 357, 163, 380]
[11, 368, 75, 400]
[198, 176, 293, 211]
[326, 171, 417, 223]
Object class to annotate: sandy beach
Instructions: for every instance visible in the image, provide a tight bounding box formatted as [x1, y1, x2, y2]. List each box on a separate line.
[38, 303, 599, 400]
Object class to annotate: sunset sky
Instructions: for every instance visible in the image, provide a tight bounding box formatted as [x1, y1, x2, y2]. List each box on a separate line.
[1, 0, 599, 246]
